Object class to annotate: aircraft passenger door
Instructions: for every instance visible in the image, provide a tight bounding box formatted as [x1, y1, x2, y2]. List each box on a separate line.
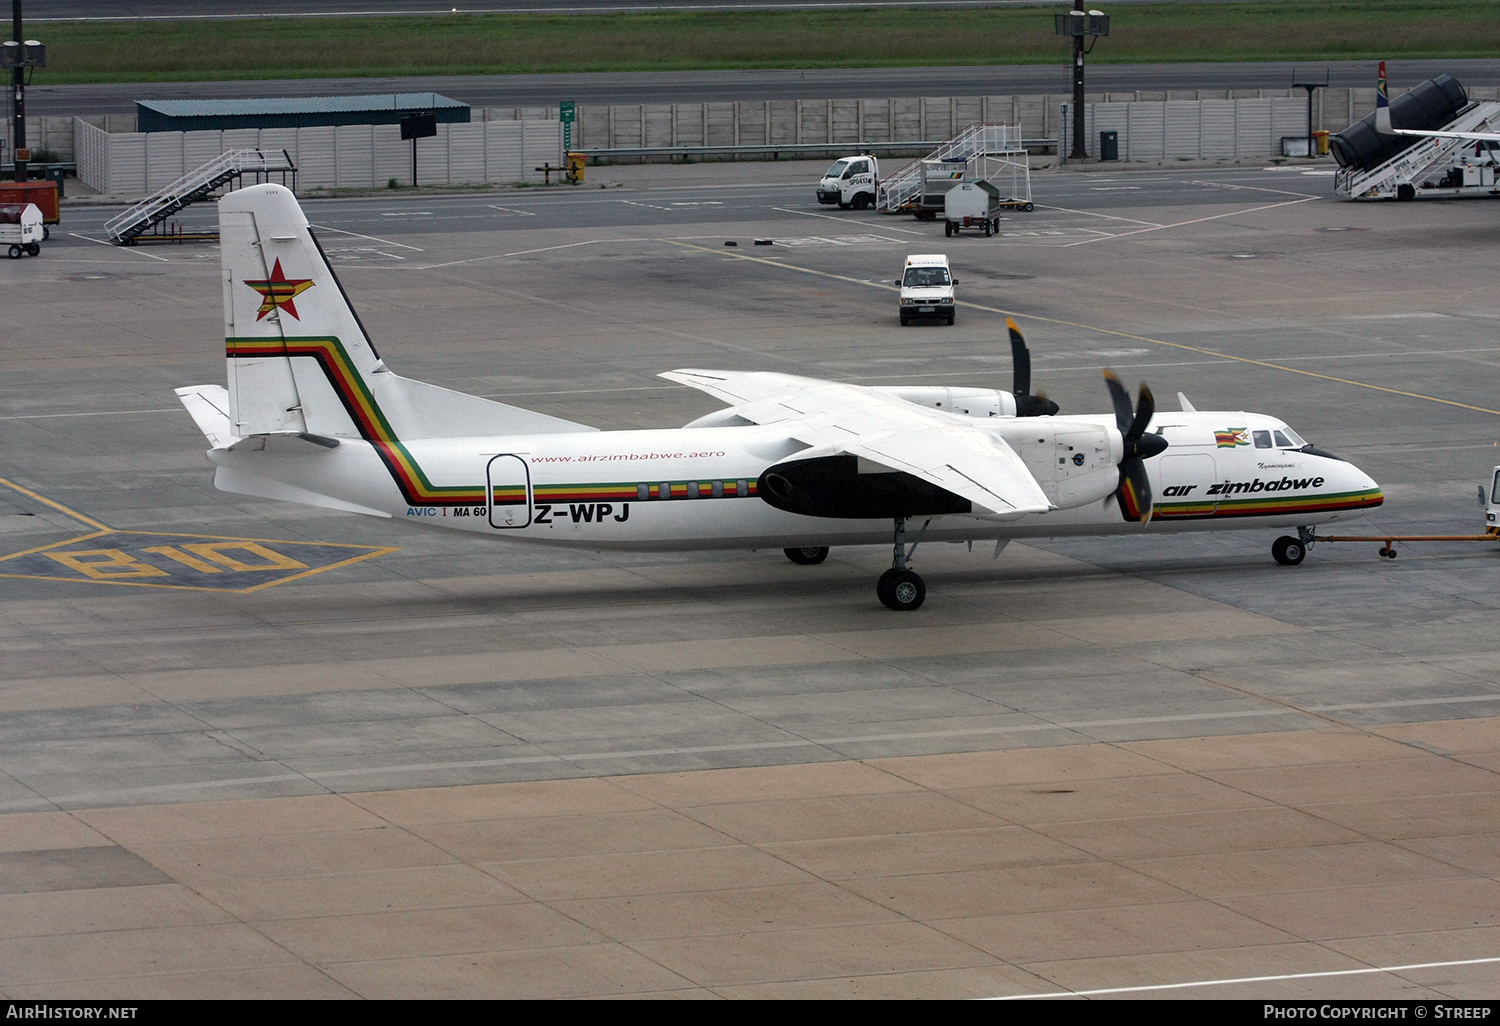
[487, 454, 532, 529]
[1157, 453, 1217, 516]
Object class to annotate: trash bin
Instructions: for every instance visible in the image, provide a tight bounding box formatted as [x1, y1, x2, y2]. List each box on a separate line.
[566, 151, 586, 184]
[1099, 130, 1119, 161]
[1312, 130, 1330, 156]
[44, 165, 64, 198]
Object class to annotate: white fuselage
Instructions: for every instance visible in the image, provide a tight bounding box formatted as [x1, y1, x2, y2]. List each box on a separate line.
[210, 410, 1383, 553]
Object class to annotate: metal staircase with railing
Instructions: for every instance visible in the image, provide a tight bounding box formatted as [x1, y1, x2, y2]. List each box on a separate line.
[105, 149, 297, 244]
[877, 123, 1026, 213]
[1335, 100, 1500, 201]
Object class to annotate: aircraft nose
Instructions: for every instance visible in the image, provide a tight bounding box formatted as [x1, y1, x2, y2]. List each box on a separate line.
[1341, 459, 1384, 508]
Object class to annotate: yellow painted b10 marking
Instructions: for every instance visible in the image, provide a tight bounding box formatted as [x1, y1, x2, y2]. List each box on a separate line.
[46, 542, 308, 579]
[144, 542, 308, 573]
[45, 549, 169, 580]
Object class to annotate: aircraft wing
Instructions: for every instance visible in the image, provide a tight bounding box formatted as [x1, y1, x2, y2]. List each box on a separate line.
[662, 369, 1051, 516]
[1393, 128, 1500, 143]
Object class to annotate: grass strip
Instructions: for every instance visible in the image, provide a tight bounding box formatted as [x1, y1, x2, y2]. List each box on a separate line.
[29, 2, 1500, 84]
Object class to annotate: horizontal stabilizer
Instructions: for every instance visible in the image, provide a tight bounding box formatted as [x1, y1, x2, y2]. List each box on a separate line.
[175, 385, 237, 450]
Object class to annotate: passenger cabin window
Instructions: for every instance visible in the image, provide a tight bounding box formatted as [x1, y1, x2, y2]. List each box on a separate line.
[1253, 430, 1273, 449]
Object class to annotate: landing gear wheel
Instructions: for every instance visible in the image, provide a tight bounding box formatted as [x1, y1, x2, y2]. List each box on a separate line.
[784, 546, 829, 565]
[25, 243, 39, 257]
[944, 220, 953, 237]
[1379, 546, 1398, 559]
[877, 568, 926, 611]
[1272, 536, 1306, 566]
[6, 245, 19, 259]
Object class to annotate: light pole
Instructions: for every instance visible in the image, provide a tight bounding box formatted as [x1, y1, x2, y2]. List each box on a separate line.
[4, 0, 45, 180]
[1056, 3, 1109, 160]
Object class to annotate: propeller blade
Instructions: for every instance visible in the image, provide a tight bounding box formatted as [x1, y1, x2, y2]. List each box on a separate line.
[1007, 317, 1031, 397]
[1128, 382, 1156, 442]
[1007, 318, 1059, 416]
[1103, 372, 1168, 525]
[1103, 369, 1132, 435]
[1118, 458, 1155, 525]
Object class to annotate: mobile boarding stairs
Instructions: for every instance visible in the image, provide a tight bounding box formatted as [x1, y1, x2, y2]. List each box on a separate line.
[105, 149, 298, 244]
[877, 123, 1031, 215]
[1335, 99, 1500, 201]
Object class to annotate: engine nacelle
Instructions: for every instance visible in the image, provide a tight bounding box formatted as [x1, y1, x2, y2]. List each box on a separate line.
[994, 419, 1123, 511]
[874, 386, 1018, 419]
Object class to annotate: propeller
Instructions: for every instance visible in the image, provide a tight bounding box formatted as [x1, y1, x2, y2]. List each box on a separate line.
[1103, 369, 1169, 524]
[1007, 318, 1059, 417]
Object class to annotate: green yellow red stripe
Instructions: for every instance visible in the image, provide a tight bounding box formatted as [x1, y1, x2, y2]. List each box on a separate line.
[1153, 487, 1384, 521]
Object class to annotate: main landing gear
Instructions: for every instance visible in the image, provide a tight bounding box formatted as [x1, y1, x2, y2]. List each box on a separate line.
[878, 517, 931, 611]
[783, 546, 829, 565]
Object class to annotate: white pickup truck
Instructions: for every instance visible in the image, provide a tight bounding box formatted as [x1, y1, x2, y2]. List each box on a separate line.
[816, 154, 879, 210]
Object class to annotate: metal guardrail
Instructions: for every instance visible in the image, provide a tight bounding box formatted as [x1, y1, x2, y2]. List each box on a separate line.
[576, 139, 1056, 160]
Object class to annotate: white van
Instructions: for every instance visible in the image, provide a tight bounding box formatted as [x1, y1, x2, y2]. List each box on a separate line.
[897, 254, 956, 326]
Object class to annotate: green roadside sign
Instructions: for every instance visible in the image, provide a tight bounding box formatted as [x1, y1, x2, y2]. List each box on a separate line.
[560, 100, 576, 151]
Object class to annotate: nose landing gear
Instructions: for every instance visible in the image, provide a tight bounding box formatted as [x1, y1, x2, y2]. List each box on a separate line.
[878, 517, 931, 610]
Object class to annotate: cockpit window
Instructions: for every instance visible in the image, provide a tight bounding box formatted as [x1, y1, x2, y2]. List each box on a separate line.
[1276, 426, 1306, 447]
[1253, 430, 1273, 449]
[825, 159, 850, 179]
[1273, 430, 1293, 447]
[903, 267, 951, 287]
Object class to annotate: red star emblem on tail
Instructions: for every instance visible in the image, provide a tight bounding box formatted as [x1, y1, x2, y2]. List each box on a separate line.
[244, 259, 315, 321]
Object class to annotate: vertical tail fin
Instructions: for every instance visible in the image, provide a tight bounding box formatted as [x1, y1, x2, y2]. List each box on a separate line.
[216, 183, 593, 442]
[1375, 61, 1393, 134]
[220, 183, 382, 439]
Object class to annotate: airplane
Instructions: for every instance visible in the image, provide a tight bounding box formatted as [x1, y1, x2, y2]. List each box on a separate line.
[1375, 60, 1500, 144]
[176, 183, 1384, 611]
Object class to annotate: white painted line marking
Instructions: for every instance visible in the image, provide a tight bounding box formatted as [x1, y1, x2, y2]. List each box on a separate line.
[770, 206, 928, 235]
[1061, 196, 1319, 247]
[308, 222, 423, 251]
[398, 237, 603, 270]
[67, 232, 169, 261]
[0, 408, 177, 421]
[990, 955, 1500, 999]
[9, 686, 1500, 812]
